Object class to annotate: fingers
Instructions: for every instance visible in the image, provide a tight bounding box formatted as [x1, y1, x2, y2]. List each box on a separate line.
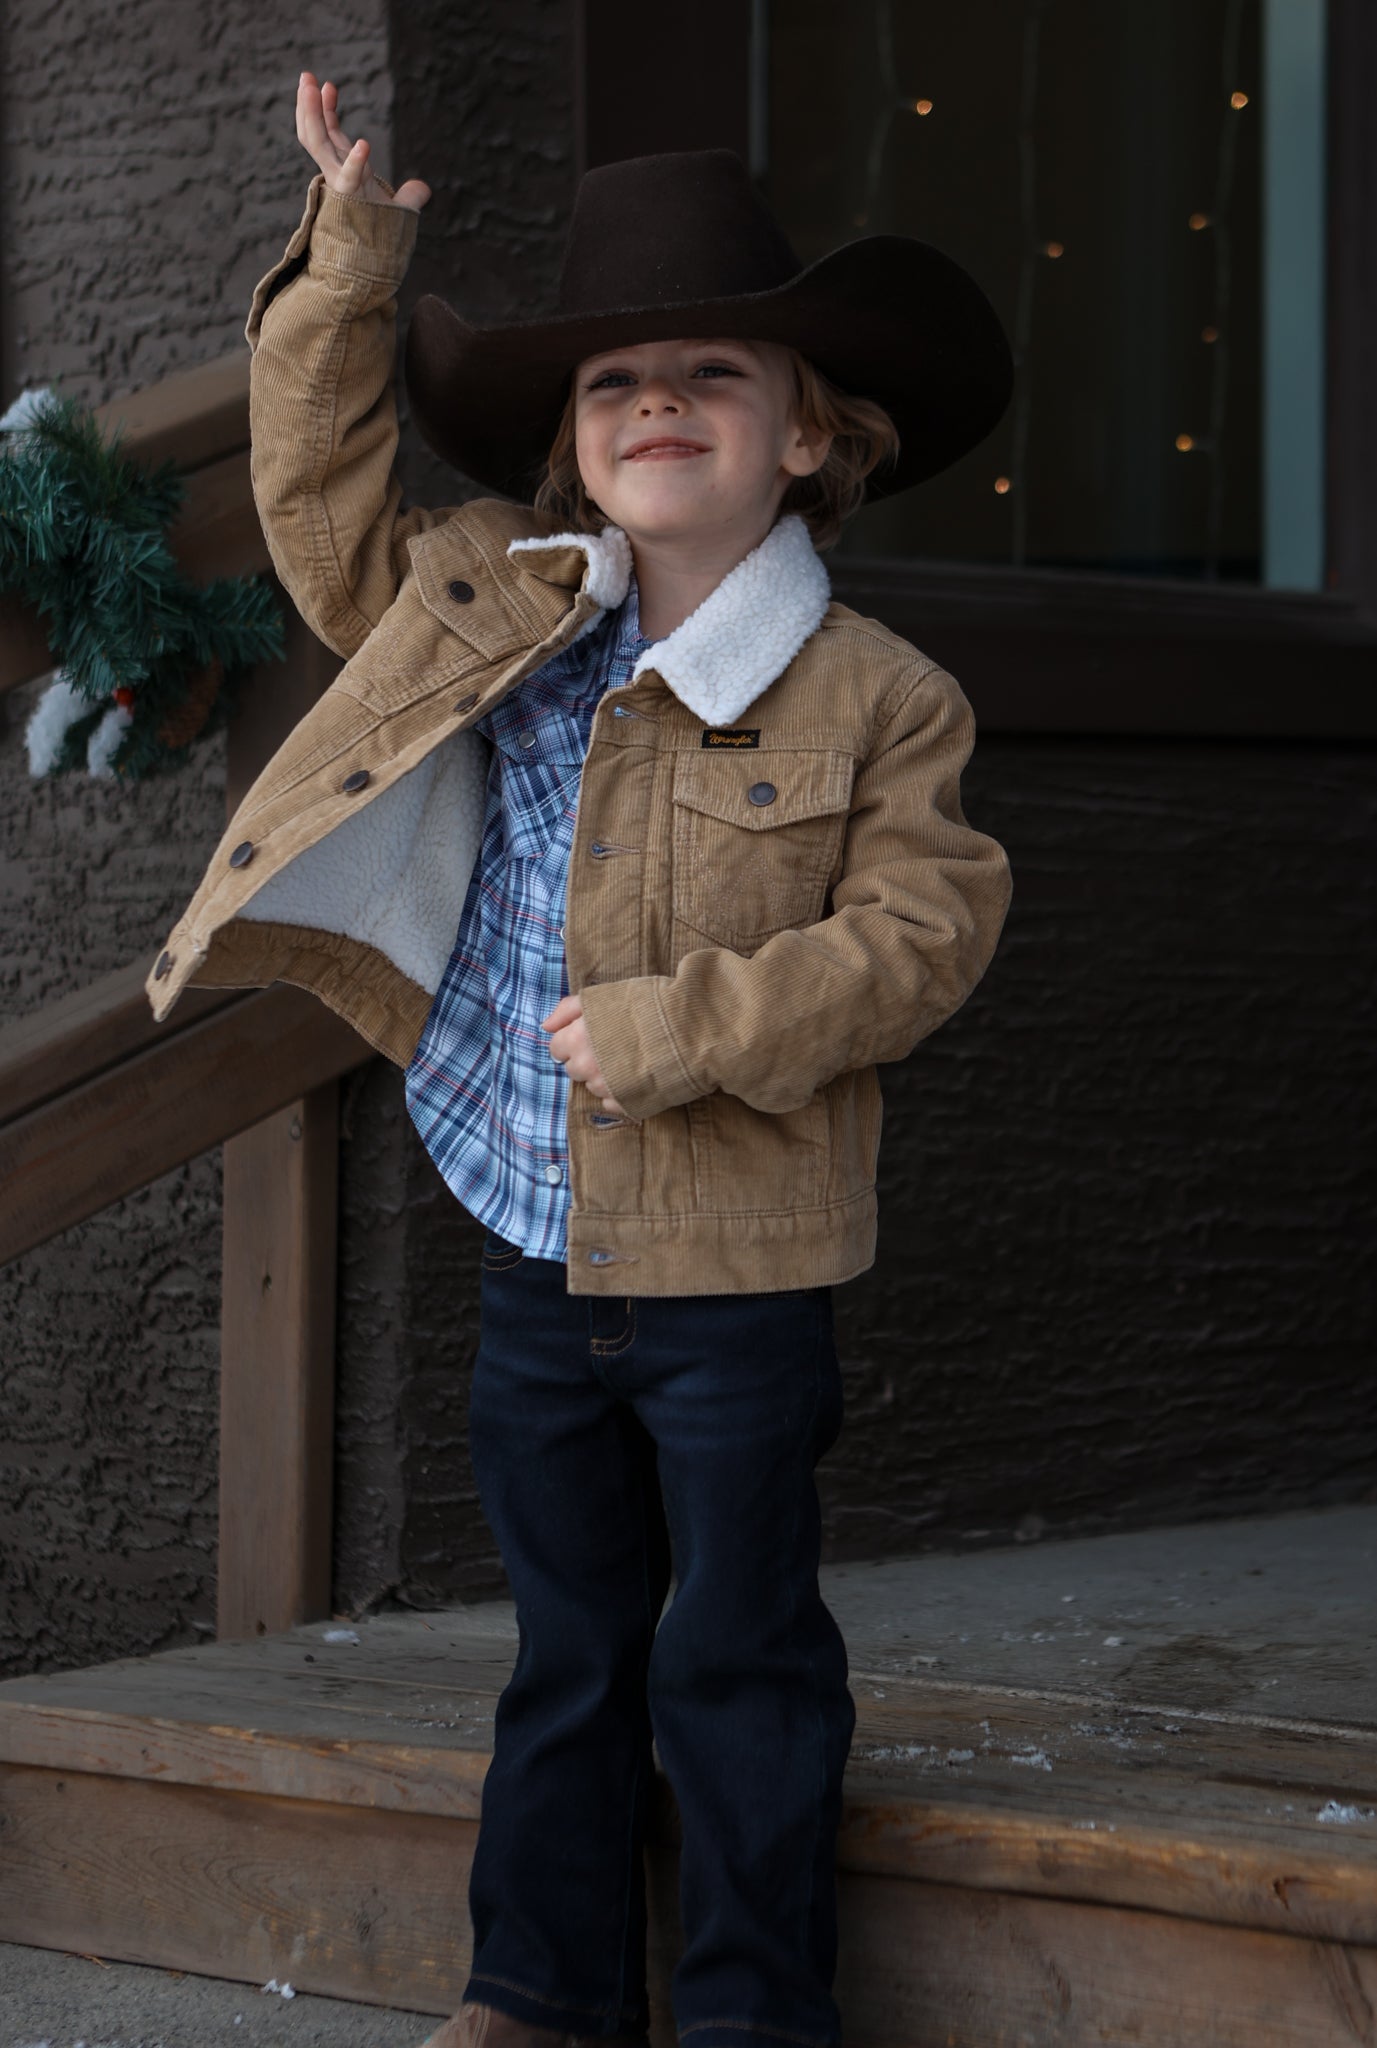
[320, 77, 354, 158]
[295, 70, 369, 194]
[393, 177, 433, 213]
[296, 71, 336, 165]
[296, 70, 424, 206]
[540, 994, 583, 1029]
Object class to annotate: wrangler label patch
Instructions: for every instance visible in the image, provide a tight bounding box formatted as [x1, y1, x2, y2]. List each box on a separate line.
[700, 727, 761, 749]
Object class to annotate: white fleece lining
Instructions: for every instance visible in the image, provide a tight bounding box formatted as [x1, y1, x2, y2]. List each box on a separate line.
[507, 513, 831, 727]
[237, 516, 829, 994]
[237, 723, 489, 993]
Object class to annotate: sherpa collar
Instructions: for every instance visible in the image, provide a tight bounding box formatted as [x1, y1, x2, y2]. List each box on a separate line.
[507, 513, 831, 727]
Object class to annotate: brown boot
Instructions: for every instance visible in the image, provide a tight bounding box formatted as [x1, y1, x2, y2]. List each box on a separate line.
[418, 1998, 648, 2048]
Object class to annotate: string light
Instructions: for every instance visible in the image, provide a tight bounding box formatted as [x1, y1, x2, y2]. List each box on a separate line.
[1006, 0, 1052, 564]
[850, 0, 1057, 552]
[1172, 6, 1245, 585]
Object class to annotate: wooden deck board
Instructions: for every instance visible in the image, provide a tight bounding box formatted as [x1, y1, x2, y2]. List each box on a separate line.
[1, 1607, 1374, 1946]
[2, 1507, 1373, 2036]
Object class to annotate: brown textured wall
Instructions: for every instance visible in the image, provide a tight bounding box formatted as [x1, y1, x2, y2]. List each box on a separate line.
[828, 734, 1377, 1557]
[0, 3, 392, 1677]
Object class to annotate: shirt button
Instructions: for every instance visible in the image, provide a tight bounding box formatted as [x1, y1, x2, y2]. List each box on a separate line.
[543, 1164, 563, 1185]
[454, 691, 479, 713]
[228, 840, 254, 869]
[613, 704, 629, 717]
[748, 781, 777, 806]
[154, 949, 175, 979]
[518, 731, 537, 748]
[341, 768, 370, 794]
[448, 579, 475, 603]
[558, 925, 565, 940]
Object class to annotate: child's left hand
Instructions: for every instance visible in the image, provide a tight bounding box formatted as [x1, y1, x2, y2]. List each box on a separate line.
[541, 993, 632, 1118]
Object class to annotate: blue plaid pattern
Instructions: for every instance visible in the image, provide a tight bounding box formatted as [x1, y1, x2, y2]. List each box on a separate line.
[404, 574, 658, 1265]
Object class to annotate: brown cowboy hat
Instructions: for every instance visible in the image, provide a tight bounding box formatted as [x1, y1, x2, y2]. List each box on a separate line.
[404, 148, 1014, 504]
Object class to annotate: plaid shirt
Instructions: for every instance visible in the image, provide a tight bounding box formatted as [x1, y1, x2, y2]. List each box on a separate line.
[404, 573, 659, 1264]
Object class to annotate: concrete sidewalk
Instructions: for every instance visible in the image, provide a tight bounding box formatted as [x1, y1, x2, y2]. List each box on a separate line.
[0, 1940, 434, 2048]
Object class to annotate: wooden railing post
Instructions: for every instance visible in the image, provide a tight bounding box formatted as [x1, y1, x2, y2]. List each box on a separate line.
[217, 605, 346, 1639]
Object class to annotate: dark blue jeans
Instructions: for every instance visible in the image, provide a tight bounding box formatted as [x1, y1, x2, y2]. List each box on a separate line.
[461, 1232, 855, 2048]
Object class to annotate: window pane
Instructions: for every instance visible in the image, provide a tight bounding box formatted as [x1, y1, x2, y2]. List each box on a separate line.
[764, 0, 1326, 587]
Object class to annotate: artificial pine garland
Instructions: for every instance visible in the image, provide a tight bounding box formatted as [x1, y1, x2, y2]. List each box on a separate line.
[0, 386, 284, 783]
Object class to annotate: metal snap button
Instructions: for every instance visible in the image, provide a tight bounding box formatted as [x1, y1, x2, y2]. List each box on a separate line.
[448, 579, 475, 603]
[228, 840, 254, 869]
[543, 1164, 563, 1185]
[154, 950, 174, 980]
[748, 781, 777, 806]
[341, 769, 370, 794]
[558, 925, 565, 940]
[454, 691, 479, 712]
[518, 731, 537, 748]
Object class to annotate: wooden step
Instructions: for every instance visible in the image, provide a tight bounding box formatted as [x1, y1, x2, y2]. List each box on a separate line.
[1, 1508, 1373, 2045]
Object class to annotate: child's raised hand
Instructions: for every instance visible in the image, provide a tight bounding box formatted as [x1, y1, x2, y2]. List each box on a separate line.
[296, 71, 431, 213]
[541, 993, 633, 1120]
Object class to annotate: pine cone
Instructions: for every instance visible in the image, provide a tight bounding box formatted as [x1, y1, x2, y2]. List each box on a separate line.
[157, 655, 224, 749]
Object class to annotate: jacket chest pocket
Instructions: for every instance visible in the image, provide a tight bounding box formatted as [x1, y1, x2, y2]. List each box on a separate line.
[671, 749, 855, 952]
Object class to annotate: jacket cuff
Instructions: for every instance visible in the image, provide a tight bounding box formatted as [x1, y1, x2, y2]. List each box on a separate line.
[244, 173, 419, 351]
[577, 976, 708, 1122]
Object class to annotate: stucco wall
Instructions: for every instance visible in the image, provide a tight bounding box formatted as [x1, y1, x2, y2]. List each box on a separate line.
[0, 2, 393, 1677]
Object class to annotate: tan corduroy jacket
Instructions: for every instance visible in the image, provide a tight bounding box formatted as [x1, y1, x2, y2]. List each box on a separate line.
[145, 175, 1013, 1297]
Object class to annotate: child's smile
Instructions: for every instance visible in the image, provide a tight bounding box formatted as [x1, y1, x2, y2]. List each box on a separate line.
[622, 437, 712, 460]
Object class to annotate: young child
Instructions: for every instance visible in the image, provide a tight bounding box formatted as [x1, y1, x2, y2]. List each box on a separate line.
[147, 72, 1014, 2048]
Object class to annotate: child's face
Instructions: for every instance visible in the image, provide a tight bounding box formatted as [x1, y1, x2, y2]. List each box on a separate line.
[571, 336, 830, 544]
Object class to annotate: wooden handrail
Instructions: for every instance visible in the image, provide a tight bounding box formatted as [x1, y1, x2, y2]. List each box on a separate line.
[91, 351, 252, 472]
[0, 960, 242, 1128]
[0, 983, 369, 1267]
[0, 351, 263, 698]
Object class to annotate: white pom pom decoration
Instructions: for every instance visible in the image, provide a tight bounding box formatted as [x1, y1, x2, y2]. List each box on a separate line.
[25, 669, 92, 777]
[0, 385, 59, 435]
[86, 701, 135, 780]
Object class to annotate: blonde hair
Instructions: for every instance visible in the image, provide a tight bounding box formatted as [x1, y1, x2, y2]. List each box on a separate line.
[532, 345, 900, 552]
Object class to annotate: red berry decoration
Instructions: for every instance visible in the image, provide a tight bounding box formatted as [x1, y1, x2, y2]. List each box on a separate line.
[112, 686, 136, 710]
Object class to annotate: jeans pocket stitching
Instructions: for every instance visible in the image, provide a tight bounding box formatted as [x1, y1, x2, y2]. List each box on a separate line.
[481, 1238, 526, 1272]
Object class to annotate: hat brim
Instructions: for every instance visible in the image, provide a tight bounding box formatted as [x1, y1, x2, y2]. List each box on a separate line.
[403, 235, 1014, 505]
